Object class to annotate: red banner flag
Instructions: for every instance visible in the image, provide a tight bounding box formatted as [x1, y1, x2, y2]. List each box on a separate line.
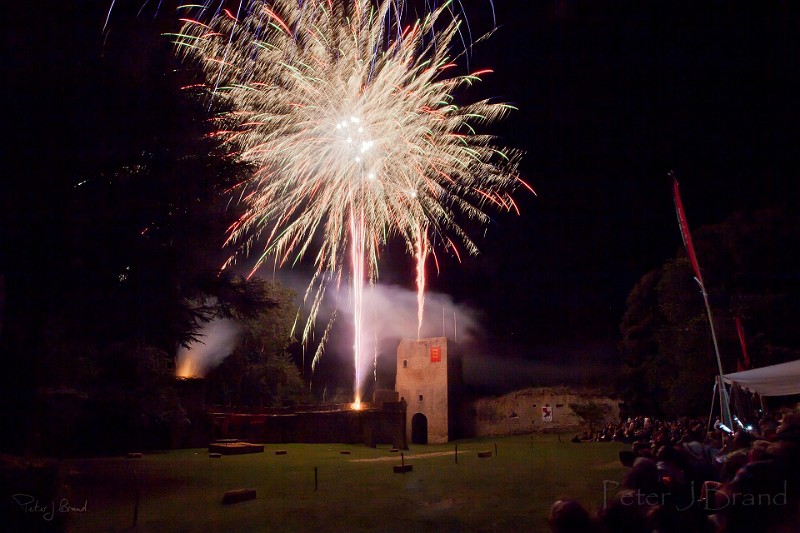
[672, 177, 704, 285]
[430, 345, 441, 363]
[735, 316, 751, 370]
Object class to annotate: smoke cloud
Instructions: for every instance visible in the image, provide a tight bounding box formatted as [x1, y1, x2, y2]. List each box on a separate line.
[330, 282, 481, 343]
[186, 270, 616, 394]
[275, 271, 483, 389]
[176, 318, 241, 377]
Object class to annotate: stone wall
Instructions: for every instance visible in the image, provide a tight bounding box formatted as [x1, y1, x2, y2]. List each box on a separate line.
[207, 404, 407, 449]
[460, 387, 620, 437]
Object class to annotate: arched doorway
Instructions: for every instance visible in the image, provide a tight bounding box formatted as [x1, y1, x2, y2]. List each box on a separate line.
[411, 413, 428, 444]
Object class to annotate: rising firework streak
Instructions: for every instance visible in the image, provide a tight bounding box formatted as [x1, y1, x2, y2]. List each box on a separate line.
[173, 0, 531, 403]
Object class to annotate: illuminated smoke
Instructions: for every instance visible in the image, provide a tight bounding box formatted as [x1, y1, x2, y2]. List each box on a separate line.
[176, 318, 241, 378]
[302, 279, 480, 393]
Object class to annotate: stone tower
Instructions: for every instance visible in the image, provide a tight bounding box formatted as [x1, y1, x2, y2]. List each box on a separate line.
[395, 336, 451, 444]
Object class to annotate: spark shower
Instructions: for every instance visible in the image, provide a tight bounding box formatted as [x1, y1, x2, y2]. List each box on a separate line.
[172, 0, 529, 404]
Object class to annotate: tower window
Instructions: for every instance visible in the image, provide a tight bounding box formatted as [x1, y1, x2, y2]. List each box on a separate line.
[403, 359, 408, 368]
[419, 394, 423, 402]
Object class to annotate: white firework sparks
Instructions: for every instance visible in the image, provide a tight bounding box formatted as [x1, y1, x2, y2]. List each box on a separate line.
[173, 0, 529, 402]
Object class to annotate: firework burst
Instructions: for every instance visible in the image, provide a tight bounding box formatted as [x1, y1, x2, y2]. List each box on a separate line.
[173, 0, 529, 401]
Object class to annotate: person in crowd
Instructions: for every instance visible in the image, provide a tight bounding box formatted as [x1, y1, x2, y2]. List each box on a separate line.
[596, 491, 652, 533]
[548, 498, 596, 532]
[555, 408, 800, 532]
[710, 460, 795, 532]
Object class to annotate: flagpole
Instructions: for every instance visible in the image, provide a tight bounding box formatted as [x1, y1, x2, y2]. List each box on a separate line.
[698, 279, 734, 429]
[672, 173, 733, 430]
[707, 379, 718, 432]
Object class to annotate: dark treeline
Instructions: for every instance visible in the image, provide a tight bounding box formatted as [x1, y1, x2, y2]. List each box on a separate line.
[618, 207, 800, 417]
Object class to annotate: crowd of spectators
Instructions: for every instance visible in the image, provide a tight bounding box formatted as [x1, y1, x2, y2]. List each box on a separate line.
[550, 409, 800, 532]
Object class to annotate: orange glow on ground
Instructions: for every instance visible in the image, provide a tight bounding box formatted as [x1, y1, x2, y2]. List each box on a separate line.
[176, 356, 202, 379]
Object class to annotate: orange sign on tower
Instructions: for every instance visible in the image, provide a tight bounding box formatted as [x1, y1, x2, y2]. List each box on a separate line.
[430, 345, 441, 362]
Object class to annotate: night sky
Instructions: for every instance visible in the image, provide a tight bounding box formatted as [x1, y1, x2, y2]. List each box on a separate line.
[3, 2, 800, 381]
[438, 1, 800, 363]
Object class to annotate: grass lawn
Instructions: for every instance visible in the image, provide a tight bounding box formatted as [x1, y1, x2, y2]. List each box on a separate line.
[58, 434, 626, 532]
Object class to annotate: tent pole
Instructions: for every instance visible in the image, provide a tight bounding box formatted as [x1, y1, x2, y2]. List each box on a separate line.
[707, 379, 718, 432]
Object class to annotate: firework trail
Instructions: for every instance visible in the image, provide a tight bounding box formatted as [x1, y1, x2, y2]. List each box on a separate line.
[173, 0, 529, 402]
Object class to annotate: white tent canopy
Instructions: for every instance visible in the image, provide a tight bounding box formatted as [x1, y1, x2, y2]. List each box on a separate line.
[722, 359, 800, 397]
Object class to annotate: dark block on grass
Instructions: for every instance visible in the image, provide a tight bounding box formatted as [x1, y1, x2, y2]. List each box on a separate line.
[275, 450, 287, 455]
[209, 453, 222, 459]
[477, 450, 492, 458]
[339, 450, 351, 455]
[126, 452, 142, 459]
[393, 465, 413, 473]
[390, 448, 399, 453]
[222, 489, 256, 505]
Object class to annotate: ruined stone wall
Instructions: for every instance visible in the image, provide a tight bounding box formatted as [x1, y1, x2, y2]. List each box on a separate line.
[461, 387, 620, 437]
[395, 337, 449, 443]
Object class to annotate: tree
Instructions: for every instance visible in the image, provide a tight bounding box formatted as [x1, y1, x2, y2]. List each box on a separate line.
[0, 8, 261, 453]
[569, 402, 608, 433]
[617, 269, 661, 414]
[89, 342, 178, 453]
[619, 207, 800, 417]
[206, 278, 309, 407]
